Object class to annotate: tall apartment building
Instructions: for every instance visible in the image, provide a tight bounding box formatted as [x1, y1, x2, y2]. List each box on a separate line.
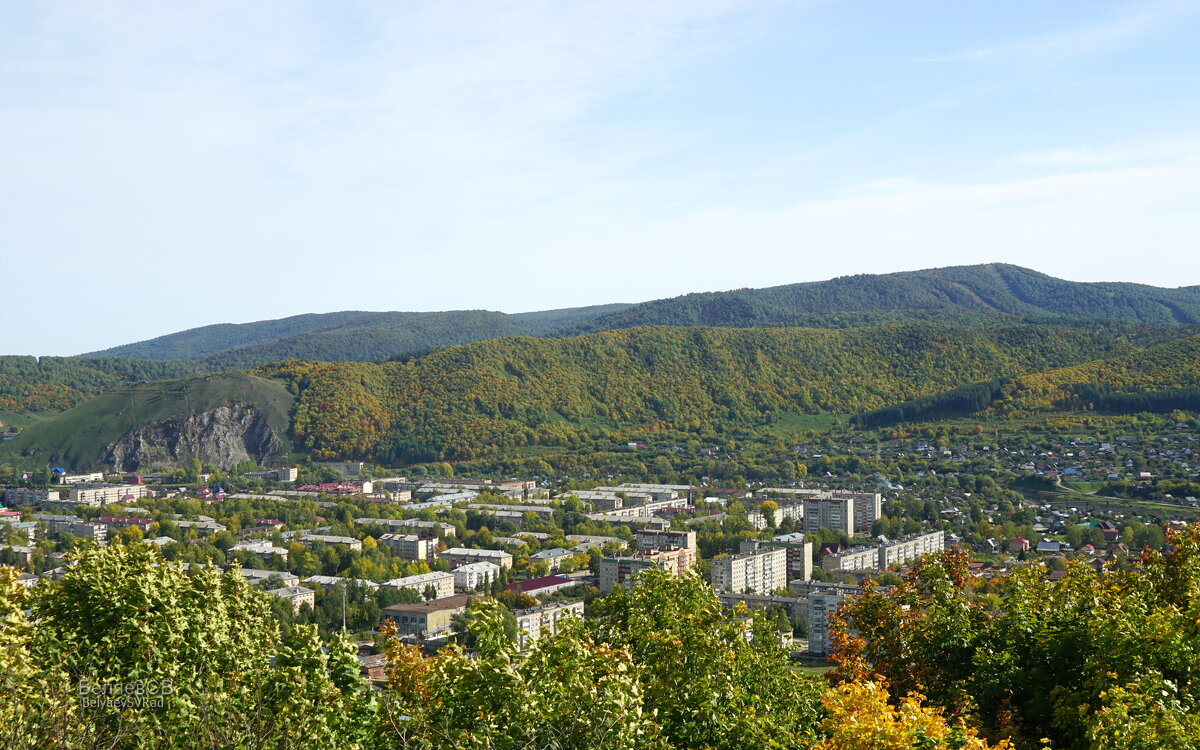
[807, 587, 851, 656]
[380, 571, 457, 599]
[711, 546, 788, 595]
[598, 546, 694, 592]
[634, 528, 697, 554]
[801, 497, 855, 536]
[741, 532, 813, 582]
[512, 600, 585, 651]
[379, 533, 437, 562]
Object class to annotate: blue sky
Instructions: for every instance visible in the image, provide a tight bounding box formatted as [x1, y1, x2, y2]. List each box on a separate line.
[3, 0, 1199, 355]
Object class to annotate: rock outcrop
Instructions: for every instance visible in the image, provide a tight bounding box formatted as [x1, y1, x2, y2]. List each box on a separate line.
[106, 404, 283, 471]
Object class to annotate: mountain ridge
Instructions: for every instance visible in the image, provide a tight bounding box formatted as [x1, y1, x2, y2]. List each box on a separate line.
[78, 264, 1200, 366]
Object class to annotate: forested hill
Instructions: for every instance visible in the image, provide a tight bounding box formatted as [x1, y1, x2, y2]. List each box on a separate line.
[254, 322, 1181, 463]
[83, 305, 631, 366]
[78, 265, 1200, 367]
[563, 263, 1200, 334]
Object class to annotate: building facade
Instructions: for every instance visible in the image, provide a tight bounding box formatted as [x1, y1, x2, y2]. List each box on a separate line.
[711, 546, 788, 595]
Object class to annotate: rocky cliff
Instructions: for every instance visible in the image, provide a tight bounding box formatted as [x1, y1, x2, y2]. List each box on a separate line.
[106, 404, 284, 471]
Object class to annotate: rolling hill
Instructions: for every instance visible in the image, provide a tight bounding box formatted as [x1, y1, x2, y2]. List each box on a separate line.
[84, 305, 631, 367]
[79, 264, 1200, 368]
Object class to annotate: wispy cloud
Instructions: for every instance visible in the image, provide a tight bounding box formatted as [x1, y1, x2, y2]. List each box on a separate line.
[934, 0, 1198, 63]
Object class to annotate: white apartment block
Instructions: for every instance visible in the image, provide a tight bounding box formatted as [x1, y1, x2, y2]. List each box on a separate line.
[452, 561, 501, 591]
[356, 517, 457, 538]
[878, 530, 945, 568]
[381, 571, 456, 599]
[711, 546, 788, 595]
[69, 483, 150, 507]
[741, 533, 813, 582]
[513, 601, 585, 651]
[823, 530, 945, 572]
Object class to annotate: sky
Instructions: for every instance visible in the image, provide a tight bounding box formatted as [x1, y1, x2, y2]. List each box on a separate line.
[3, 0, 1200, 356]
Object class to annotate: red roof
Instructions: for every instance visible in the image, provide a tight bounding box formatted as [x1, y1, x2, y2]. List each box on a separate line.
[506, 575, 574, 593]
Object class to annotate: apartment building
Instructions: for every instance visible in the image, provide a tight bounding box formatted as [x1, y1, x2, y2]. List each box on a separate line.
[823, 530, 946, 572]
[711, 546, 788, 595]
[268, 586, 315, 615]
[69, 483, 150, 506]
[807, 587, 851, 656]
[35, 513, 106, 542]
[513, 601, 585, 651]
[740, 532, 813, 582]
[801, 497, 855, 536]
[379, 533, 437, 562]
[598, 546, 693, 593]
[635, 528, 697, 554]
[356, 517, 457, 538]
[380, 571, 457, 600]
[382, 594, 476, 638]
[439, 547, 513, 570]
[3, 489, 59, 505]
[299, 534, 363, 551]
[452, 561, 501, 591]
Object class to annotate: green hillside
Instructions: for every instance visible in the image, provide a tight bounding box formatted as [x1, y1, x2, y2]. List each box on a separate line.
[0, 373, 294, 470]
[77, 265, 1200, 371]
[565, 263, 1200, 334]
[254, 321, 1182, 462]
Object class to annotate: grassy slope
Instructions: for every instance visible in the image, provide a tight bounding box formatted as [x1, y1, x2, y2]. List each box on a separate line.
[0, 373, 294, 470]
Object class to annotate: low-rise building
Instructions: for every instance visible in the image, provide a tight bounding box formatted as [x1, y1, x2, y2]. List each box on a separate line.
[507, 574, 577, 597]
[301, 575, 379, 591]
[97, 516, 154, 533]
[239, 568, 301, 588]
[530, 547, 574, 571]
[382, 594, 477, 638]
[35, 513, 106, 542]
[299, 534, 363, 551]
[268, 586, 315, 615]
[356, 517, 457, 538]
[230, 540, 290, 560]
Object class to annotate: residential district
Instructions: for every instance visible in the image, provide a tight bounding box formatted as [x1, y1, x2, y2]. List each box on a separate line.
[2, 437, 1195, 677]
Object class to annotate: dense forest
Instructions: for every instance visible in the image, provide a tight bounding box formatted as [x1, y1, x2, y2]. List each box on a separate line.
[257, 322, 1182, 462]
